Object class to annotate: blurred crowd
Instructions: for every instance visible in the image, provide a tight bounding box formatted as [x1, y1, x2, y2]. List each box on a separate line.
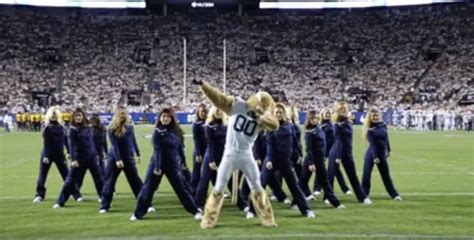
[0, 4, 472, 119]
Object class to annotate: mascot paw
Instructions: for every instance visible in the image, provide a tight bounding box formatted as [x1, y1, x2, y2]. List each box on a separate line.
[191, 79, 203, 85]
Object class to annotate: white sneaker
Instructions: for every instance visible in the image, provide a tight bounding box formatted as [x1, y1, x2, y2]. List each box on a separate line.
[53, 204, 61, 209]
[194, 212, 203, 220]
[98, 198, 102, 203]
[363, 198, 373, 205]
[306, 210, 316, 218]
[305, 195, 315, 201]
[246, 211, 255, 219]
[337, 204, 346, 209]
[345, 191, 353, 195]
[324, 199, 330, 205]
[99, 209, 107, 214]
[130, 215, 138, 221]
[290, 205, 299, 210]
[313, 191, 321, 196]
[32, 196, 43, 203]
[270, 195, 278, 202]
[394, 196, 402, 201]
[223, 193, 230, 199]
[147, 206, 156, 213]
[283, 198, 291, 205]
[76, 197, 84, 202]
[244, 206, 250, 213]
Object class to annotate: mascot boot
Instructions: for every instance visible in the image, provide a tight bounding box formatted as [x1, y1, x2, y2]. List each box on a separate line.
[200, 192, 224, 229]
[251, 191, 278, 228]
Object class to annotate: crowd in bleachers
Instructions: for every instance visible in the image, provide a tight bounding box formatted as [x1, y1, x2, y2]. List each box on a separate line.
[0, 4, 472, 119]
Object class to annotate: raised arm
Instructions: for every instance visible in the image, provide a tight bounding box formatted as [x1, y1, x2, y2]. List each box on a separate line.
[257, 111, 279, 131]
[197, 81, 234, 115]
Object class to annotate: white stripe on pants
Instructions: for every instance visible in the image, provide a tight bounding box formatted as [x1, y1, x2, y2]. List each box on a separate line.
[213, 149, 264, 193]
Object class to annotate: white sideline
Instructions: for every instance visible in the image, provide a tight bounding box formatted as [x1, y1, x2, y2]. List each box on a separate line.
[1, 192, 473, 200]
[35, 233, 474, 239]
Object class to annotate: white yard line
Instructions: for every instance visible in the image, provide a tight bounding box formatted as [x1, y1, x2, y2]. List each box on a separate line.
[1, 192, 473, 200]
[45, 233, 474, 240]
[0, 158, 35, 169]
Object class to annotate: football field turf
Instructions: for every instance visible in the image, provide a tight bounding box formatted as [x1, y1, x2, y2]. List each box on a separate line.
[1, 125, 473, 239]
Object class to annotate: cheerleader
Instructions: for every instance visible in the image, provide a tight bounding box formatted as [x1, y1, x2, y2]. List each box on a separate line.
[33, 106, 81, 203]
[299, 110, 344, 208]
[194, 107, 248, 212]
[261, 103, 315, 217]
[54, 108, 103, 208]
[90, 114, 108, 182]
[99, 106, 144, 213]
[191, 104, 208, 191]
[361, 107, 401, 200]
[130, 108, 202, 221]
[288, 106, 303, 178]
[327, 102, 372, 205]
[314, 108, 350, 197]
[244, 131, 290, 205]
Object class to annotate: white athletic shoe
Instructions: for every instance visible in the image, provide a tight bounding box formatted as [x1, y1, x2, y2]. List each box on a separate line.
[244, 206, 250, 212]
[305, 195, 315, 201]
[76, 197, 84, 202]
[270, 195, 278, 202]
[130, 215, 138, 221]
[147, 207, 156, 213]
[32, 196, 43, 203]
[53, 204, 62, 209]
[306, 210, 316, 218]
[223, 192, 230, 199]
[394, 196, 402, 201]
[324, 199, 330, 205]
[290, 205, 299, 210]
[313, 191, 321, 196]
[363, 198, 373, 205]
[283, 198, 291, 205]
[345, 191, 353, 195]
[246, 211, 255, 219]
[99, 209, 107, 214]
[98, 198, 102, 203]
[194, 212, 203, 221]
[337, 204, 346, 209]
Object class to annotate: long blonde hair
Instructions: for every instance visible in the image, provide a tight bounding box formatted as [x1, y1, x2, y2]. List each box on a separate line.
[44, 106, 63, 126]
[206, 106, 228, 125]
[362, 107, 382, 141]
[319, 107, 332, 124]
[287, 105, 299, 124]
[332, 101, 351, 123]
[109, 106, 131, 137]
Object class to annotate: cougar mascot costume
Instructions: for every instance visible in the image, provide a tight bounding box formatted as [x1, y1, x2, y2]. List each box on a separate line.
[192, 79, 279, 229]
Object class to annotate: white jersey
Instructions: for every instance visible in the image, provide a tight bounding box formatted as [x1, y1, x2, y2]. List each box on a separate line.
[224, 97, 261, 152]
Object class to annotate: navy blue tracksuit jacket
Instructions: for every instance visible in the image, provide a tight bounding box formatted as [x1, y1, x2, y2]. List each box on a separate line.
[100, 125, 144, 210]
[316, 121, 349, 193]
[299, 126, 341, 207]
[327, 120, 367, 202]
[56, 126, 103, 206]
[362, 122, 399, 198]
[261, 121, 310, 215]
[133, 127, 200, 219]
[35, 122, 81, 200]
[191, 120, 207, 190]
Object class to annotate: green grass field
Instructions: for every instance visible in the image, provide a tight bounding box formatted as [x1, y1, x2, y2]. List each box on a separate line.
[0, 125, 473, 239]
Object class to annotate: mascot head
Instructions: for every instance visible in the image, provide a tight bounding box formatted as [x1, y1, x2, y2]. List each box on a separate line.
[246, 91, 276, 112]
